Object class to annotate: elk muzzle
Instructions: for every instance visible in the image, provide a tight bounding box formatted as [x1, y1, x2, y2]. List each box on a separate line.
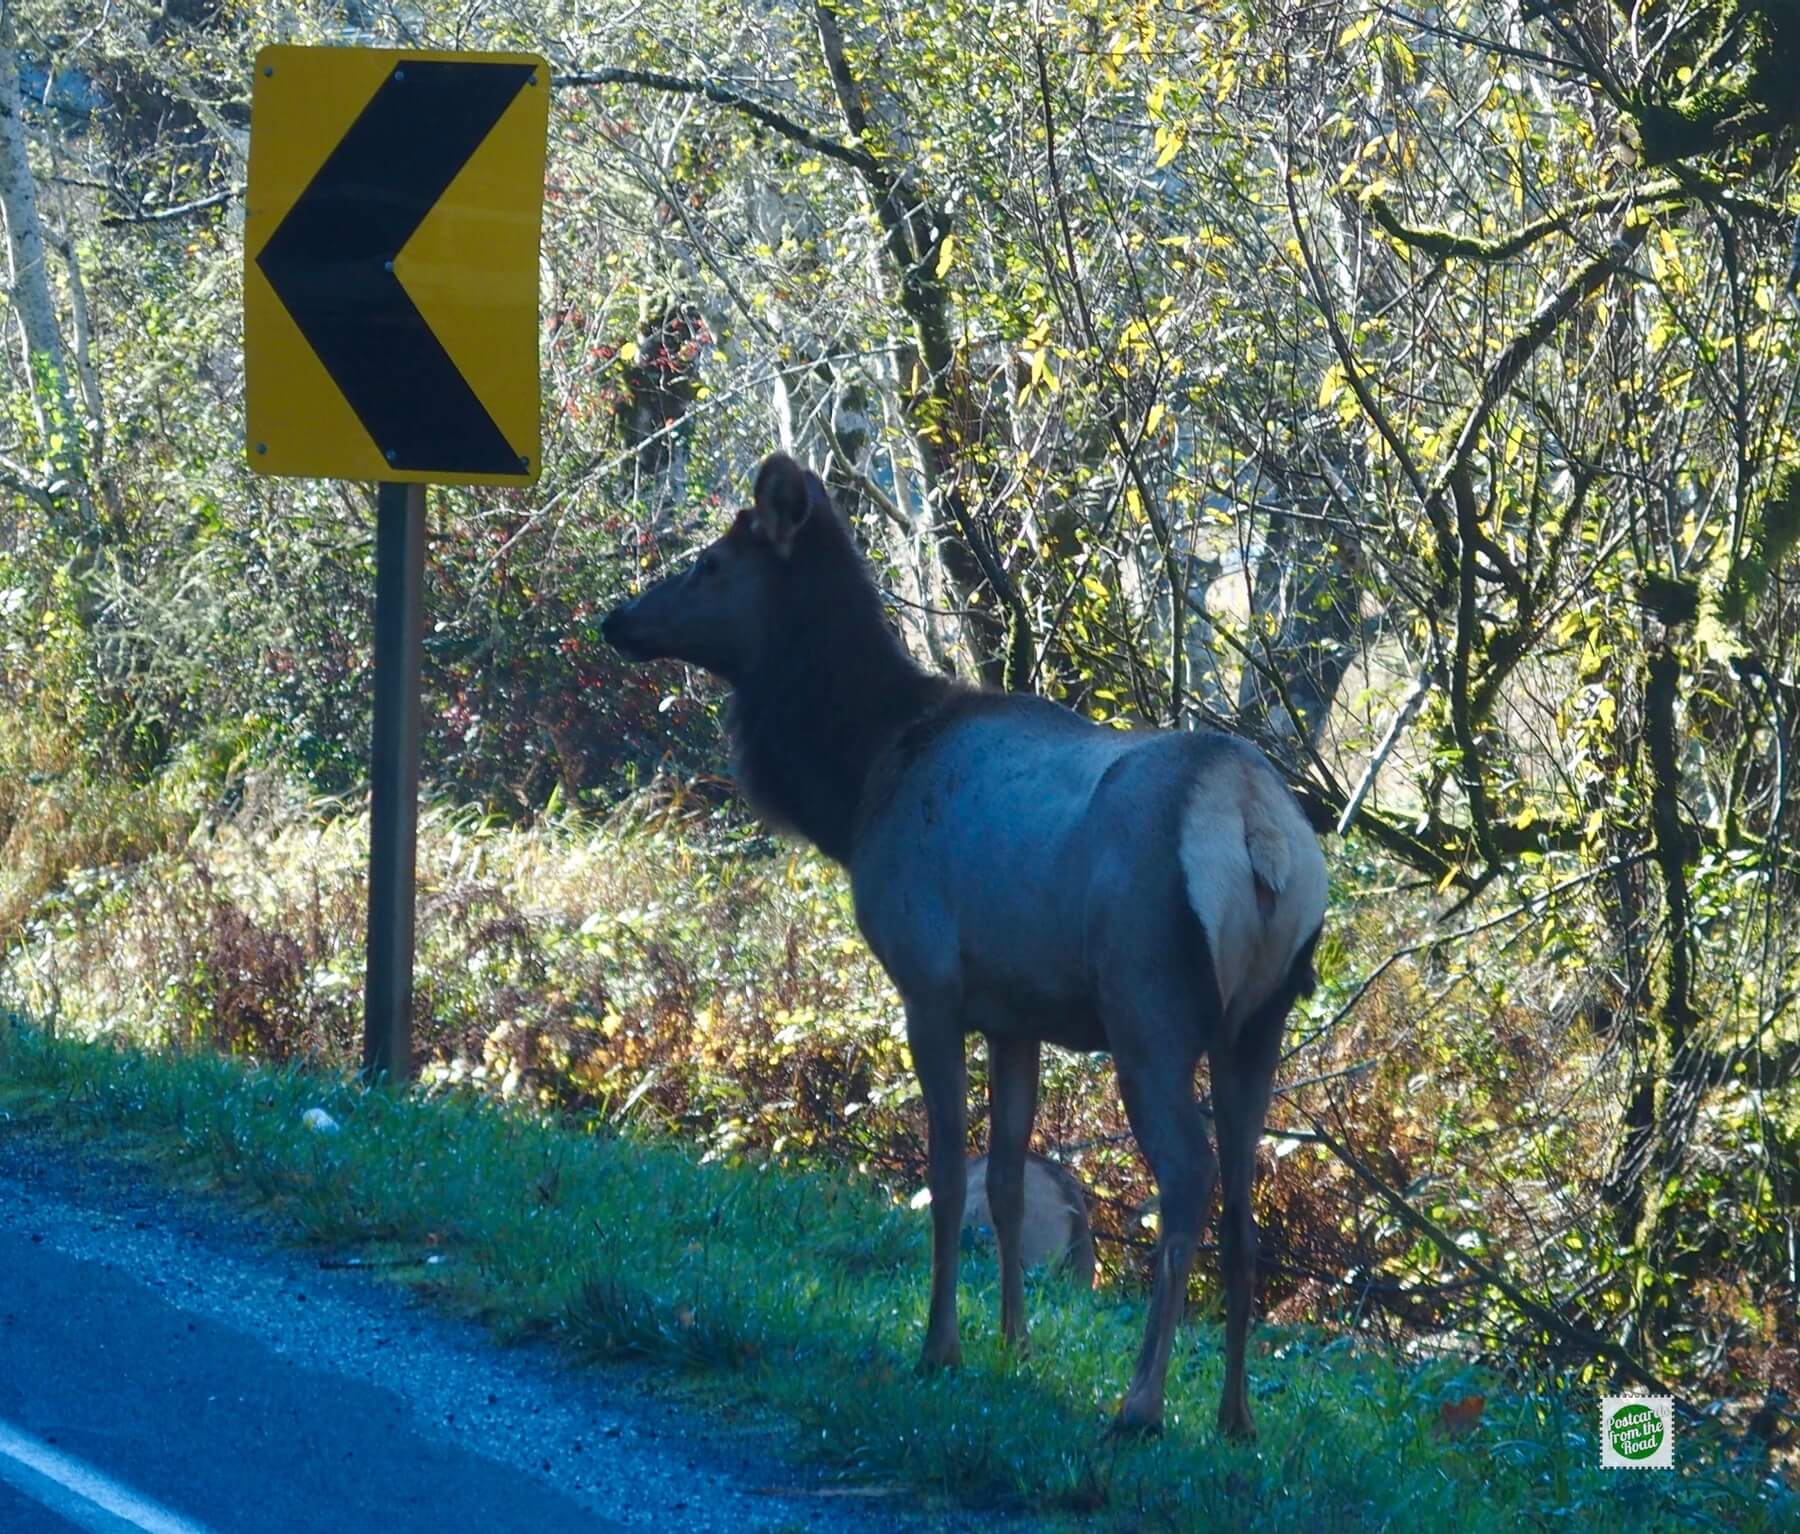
[600, 598, 656, 660]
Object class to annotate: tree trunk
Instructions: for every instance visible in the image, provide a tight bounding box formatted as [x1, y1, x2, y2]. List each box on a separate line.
[1236, 485, 1363, 753]
[1612, 640, 1710, 1348]
[812, 1, 1025, 688]
[0, 4, 93, 543]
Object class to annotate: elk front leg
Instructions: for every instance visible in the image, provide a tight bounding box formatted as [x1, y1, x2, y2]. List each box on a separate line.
[1112, 1043, 1215, 1435]
[908, 998, 967, 1370]
[986, 1034, 1040, 1349]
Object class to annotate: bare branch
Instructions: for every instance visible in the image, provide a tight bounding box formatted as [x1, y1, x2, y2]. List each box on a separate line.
[553, 67, 878, 175]
[1434, 226, 1649, 490]
[1299, 1105, 1684, 1405]
[99, 186, 238, 227]
[1336, 664, 1431, 837]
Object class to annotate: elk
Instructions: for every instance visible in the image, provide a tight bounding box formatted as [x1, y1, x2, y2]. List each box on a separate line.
[603, 454, 1327, 1438]
[960, 1151, 1097, 1290]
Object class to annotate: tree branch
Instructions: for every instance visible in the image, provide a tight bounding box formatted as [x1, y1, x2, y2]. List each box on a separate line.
[1298, 1105, 1685, 1406]
[1449, 466, 1503, 870]
[1364, 179, 1682, 264]
[1032, 31, 1176, 718]
[1433, 224, 1649, 491]
[0, 450, 54, 511]
[809, 2, 1018, 687]
[1335, 664, 1431, 837]
[553, 67, 878, 175]
[1284, 151, 1448, 582]
[99, 186, 238, 226]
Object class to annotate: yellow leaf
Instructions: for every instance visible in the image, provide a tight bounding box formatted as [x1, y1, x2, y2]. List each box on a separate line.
[934, 232, 957, 279]
[1155, 125, 1186, 169]
[1145, 402, 1166, 435]
[619, 339, 640, 363]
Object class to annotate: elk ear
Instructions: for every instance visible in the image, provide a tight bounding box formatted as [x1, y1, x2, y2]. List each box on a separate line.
[751, 453, 812, 558]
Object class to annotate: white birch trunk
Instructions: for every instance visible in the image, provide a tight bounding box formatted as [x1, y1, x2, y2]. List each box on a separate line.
[0, 3, 91, 532]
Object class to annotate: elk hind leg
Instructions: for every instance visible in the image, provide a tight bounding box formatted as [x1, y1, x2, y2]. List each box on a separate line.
[1210, 1009, 1282, 1440]
[1112, 1034, 1214, 1434]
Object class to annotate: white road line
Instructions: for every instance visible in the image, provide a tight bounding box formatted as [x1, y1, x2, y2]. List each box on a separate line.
[0, 1418, 218, 1534]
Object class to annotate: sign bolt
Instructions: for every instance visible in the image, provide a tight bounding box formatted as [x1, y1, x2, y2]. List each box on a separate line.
[263, 66, 274, 77]
[385, 449, 398, 463]
[393, 68, 406, 82]
[255, 442, 268, 455]
[517, 455, 529, 471]
[383, 259, 395, 273]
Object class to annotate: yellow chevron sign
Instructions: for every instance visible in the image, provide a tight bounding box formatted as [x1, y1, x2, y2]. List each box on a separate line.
[244, 46, 549, 484]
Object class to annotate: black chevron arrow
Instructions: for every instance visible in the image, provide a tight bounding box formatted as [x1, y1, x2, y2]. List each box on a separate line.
[257, 59, 534, 475]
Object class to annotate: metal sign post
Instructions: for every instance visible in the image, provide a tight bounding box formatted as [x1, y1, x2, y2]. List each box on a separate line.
[362, 481, 427, 1081]
[244, 46, 548, 1082]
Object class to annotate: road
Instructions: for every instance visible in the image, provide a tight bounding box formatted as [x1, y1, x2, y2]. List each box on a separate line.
[0, 1128, 970, 1534]
[1, 1220, 634, 1533]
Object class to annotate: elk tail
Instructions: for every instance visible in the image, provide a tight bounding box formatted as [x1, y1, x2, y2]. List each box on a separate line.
[1242, 797, 1293, 911]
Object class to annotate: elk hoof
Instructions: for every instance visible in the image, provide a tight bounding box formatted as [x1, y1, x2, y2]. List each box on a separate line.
[1108, 1396, 1165, 1439]
[918, 1337, 962, 1372]
[1216, 1402, 1258, 1442]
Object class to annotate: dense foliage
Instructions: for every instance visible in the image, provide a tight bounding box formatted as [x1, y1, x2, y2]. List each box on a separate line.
[3, 0, 1798, 1469]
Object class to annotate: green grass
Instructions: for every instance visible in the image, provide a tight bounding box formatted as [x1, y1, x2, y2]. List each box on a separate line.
[0, 1020, 1786, 1532]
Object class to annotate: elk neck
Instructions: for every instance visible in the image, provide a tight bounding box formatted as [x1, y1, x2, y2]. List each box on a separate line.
[727, 539, 949, 864]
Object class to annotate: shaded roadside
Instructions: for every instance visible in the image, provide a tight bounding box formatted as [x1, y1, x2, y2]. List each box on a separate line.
[0, 1124, 979, 1534]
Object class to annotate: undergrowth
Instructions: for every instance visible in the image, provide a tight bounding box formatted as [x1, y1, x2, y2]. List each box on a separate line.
[6, 773, 1799, 1420]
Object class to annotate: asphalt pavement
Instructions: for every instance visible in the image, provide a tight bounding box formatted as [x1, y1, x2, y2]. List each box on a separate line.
[0, 1129, 976, 1534]
[1, 1222, 625, 1532]
[0, 1476, 77, 1533]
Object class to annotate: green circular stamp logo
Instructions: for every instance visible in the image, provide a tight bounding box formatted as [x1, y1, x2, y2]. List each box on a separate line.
[1609, 1402, 1665, 1461]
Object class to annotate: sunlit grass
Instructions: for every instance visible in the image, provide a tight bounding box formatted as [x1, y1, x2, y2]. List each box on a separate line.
[1, 1022, 1786, 1531]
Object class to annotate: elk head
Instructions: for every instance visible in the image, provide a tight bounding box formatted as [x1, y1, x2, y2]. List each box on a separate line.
[601, 454, 816, 683]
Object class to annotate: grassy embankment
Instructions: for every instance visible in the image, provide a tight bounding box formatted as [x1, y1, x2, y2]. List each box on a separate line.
[1, 1020, 1788, 1533]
